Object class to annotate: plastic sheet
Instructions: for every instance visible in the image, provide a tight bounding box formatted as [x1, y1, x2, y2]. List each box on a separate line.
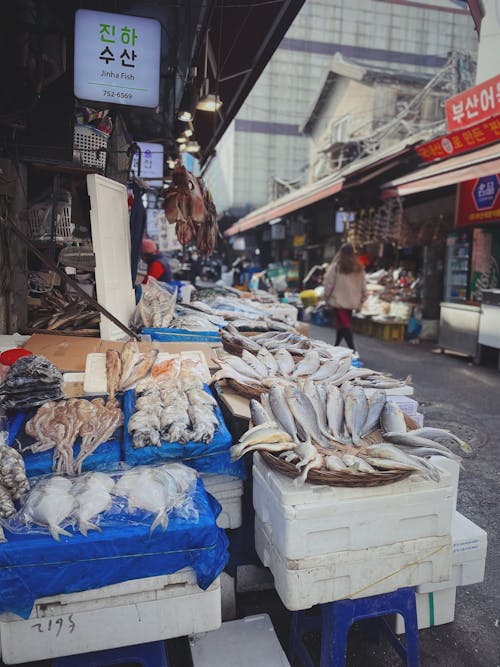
[0, 479, 228, 619]
[131, 278, 177, 329]
[122, 388, 233, 468]
[6, 396, 123, 477]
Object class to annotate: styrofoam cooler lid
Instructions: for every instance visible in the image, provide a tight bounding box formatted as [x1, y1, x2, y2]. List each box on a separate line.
[189, 614, 290, 667]
[452, 512, 487, 563]
[387, 394, 419, 415]
[253, 453, 456, 506]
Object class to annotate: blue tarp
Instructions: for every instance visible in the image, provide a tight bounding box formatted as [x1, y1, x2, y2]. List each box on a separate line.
[141, 328, 220, 343]
[0, 480, 228, 619]
[6, 396, 122, 477]
[122, 388, 244, 479]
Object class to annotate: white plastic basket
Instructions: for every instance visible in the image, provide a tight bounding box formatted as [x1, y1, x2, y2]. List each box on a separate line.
[27, 203, 74, 240]
[73, 125, 108, 171]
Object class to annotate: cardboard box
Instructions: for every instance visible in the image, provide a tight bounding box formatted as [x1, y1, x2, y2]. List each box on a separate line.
[215, 385, 251, 420]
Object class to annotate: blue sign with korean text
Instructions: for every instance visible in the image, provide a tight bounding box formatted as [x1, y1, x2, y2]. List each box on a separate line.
[74, 9, 161, 108]
[472, 175, 500, 210]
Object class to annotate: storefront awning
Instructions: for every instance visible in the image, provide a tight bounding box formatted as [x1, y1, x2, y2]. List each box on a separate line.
[225, 174, 344, 236]
[381, 143, 500, 198]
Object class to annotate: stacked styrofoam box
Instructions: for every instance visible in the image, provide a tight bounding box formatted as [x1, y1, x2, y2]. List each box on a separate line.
[253, 454, 456, 611]
[201, 474, 244, 529]
[190, 614, 290, 667]
[0, 570, 220, 664]
[393, 512, 487, 633]
[388, 395, 418, 418]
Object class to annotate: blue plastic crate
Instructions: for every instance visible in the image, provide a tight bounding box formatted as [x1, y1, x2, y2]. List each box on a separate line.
[141, 327, 220, 343]
[7, 396, 122, 477]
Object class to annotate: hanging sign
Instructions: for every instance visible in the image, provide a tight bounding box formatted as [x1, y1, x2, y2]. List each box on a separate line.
[416, 117, 500, 163]
[445, 74, 500, 132]
[456, 174, 500, 227]
[132, 142, 164, 186]
[74, 9, 161, 108]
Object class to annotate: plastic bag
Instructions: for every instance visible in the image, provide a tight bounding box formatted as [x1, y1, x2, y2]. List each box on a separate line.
[131, 277, 177, 330]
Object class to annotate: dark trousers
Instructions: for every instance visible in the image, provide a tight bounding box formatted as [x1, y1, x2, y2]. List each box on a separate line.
[333, 308, 355, 350]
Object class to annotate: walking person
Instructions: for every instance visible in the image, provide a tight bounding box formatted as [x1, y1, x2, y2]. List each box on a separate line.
[323, 244, 366, 354]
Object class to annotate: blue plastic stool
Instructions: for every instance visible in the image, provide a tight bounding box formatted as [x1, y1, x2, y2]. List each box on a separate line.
[289, 587, 420, 667]
[52, 641, 169, 667]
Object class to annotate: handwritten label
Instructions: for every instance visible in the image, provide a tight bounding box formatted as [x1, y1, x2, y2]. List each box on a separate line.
[31, 615, 76, 638]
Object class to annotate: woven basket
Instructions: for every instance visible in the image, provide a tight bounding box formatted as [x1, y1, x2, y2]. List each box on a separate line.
[224, 378, 265, 400]
[258, 414, 419, 488]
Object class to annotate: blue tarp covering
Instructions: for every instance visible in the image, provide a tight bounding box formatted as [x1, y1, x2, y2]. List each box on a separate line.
[6, 397, 122, 477]
[122, 388, 244, 479]
[0, 480, 228, 619]
[141, 328, 220, 343]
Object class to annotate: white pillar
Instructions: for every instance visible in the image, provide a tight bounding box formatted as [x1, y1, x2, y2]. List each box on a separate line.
[475, 0, 500, 83]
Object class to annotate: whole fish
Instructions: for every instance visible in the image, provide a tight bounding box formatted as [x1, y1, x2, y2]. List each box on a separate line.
[361, 390, 387, 437]
[342, 454, 376, 473]
[356, 375, 412, 389]
[409, 428, 472, 455]
[308, 356, 351, 382]
[332, 368, 382, 386]
[230, 440, 296, 460]
[269, 386, 300, 443]
[397, 445, 462, 464]
[325, 453, 348, 471]
[211, 363, 262, 386]
[260, 392, 274, 418]
[292, 350, 321, 377]
[257, 347, 279, 375]
[344, 386, 369, 446]
[72, 472, 114, 536]
[21, 477, 75, 541]
[274, 348, 295, 376]
[365, 443, 440, 481]
[222, 355, 263, 380]
[242, 350, 269, 378]
[284, 385, 335, 448]
[383, 431, 459, 453]
[250, 399, 274, 427]
[304, 378, 328, 430]
[325, 384, 351, 444]
[239, 423, 293, 447]
[380, 401, 407, 434]
[294, 443, 323, 485]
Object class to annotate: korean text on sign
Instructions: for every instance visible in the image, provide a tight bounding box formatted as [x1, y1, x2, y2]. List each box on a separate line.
[445, 74, 500, 132]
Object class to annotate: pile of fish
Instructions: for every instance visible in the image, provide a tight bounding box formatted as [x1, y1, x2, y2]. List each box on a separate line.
[214, 327, 410, 398]
[0, 443, 30, 532]
[106, 341, 159, 400]
[193, 298, 297, 332]
[131, 277, 178, 329]
[28, 289, 100, 335]
[129, 373, 219, 448]
[230, 386, 465, 485]
[11, 463, 198, 540]
[0, 355, 63, 410]
[23, 397, 123, 475]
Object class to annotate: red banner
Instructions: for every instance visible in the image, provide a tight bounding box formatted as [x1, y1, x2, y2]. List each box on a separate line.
[416, 117, 500, 163]
[445, 74, 500, 132]
[456, 174, 500, 227]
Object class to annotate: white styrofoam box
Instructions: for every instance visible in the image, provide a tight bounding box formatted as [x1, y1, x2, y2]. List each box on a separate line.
[0, 570, 220, 664]
[201, 474, 243, 529]
[393, 588, 456, 633]
[364, 385, 414, 397]
[418, 512, 487, 593]
[220, 573, 236, 621]
[253, 453, 456, 560]
[189, 614, 290, 667]
[255, 516, 452, 612]
[84, 350, 211, 394]
[388, 395, 419, 417]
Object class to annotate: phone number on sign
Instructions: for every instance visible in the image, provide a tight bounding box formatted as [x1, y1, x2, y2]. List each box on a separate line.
[103, 90, 133, 100]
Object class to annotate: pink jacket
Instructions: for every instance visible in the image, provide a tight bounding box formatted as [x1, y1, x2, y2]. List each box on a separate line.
[323, 263, 367, 310]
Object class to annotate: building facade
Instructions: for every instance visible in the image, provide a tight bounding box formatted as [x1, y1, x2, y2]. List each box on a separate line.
[205, 0, 478, 216]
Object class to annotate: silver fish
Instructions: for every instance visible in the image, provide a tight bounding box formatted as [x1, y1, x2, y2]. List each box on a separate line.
[326, 384, 351, 444]
[383, 431, 459, 453]
[325, 454, 348, 471]
[250, 399, 275, 427]
[304, 378, 328, 430]
[230, 440, 296, 460]
[260, 392, 274, 419]
[284, 385, 335, 449]
[211, 363, 262, 386]
[342, 454, 376, 473]
[366, 443, 440, 481]
[257, 347, 279, 375]
[307, 356, 349, 382]
[361, 390, 387, 437]
[397, 445, 462, 464]
[274, 348, 296, 376]
[242, 350, 269, 378]
[239, 422, 287, 443]
[344, 386, 369, 447]
[292, 350, 321, 377]
[269, 385, 300, 443]
[223, 355, 263, 380]
[380, 401, 407, 434]
[332, 368, 381, 386]
[409, 428, 472, 455]
[294, 444, 323, 485]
